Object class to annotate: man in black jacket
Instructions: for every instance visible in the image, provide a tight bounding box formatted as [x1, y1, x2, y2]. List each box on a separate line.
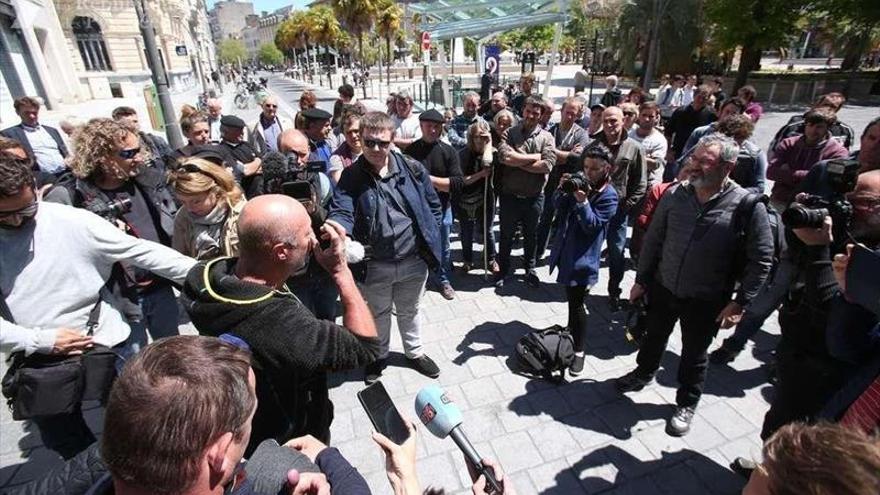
[406, 108, 463, 300]
[0, 96, 68, 178]
[182, 194, 380, 451]
[664, 85, 717, 163]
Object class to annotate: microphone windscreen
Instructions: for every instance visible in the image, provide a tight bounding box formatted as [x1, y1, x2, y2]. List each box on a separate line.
[414, 385, 462, 439]
[261, 151, 289, 192]
[245, 439, 320, 495]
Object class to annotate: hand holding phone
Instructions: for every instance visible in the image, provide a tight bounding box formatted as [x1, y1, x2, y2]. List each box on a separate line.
[357, 381, 410, 444]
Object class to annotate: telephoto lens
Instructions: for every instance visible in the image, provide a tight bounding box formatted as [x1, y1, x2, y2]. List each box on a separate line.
[561, 174, 587, 194]
[781, 203, 829, 229]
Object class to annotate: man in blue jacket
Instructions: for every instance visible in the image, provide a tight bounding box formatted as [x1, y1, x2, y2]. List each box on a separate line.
[329, 111, 444, 384]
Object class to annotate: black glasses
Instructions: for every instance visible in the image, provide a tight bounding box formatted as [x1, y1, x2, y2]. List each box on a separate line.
[0, 200, 38, 220]
[117, 147, 141, 159]
[364, 138, 392, 149]
[623, 111, 636, 117]
[264, 104, 278, 108]
[177, 162, 220, 183]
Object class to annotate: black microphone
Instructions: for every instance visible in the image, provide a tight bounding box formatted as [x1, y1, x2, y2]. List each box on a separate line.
[261, 151, 290, 194]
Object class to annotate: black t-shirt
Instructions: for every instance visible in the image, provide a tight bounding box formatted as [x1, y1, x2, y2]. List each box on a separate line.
[666, 105, 717, 157]
[406, 139, 461, 210]
[103, 182, 165, 287]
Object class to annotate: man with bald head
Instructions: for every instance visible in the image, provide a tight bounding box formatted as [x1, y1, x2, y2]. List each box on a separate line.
[249, 96, 293, 156]
[182, 194, 380, 450]
[592, 105, 647, 310]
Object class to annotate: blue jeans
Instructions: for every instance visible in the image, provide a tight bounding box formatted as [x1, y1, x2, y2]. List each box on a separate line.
[498, 194, 544, 276]
[606, 207, 629, 296]
[720, 257, 795, 352]
[459, 200, 497, 265]
[432, 206, 454, 285]
[127, 284, 179, 352]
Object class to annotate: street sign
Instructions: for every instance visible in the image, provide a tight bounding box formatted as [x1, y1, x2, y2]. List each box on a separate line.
[421, 31, 431, 51]
[175, 45, 187, 56]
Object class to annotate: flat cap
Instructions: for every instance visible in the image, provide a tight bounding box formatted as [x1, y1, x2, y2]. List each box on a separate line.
[301, 108, 332, 121]
[220, 115, 246, 128]
[589, 103, 606, 111]
[418, 109, 445, 123]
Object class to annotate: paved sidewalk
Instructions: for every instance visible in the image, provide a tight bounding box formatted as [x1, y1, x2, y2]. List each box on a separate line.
[1, 80, 877, 493]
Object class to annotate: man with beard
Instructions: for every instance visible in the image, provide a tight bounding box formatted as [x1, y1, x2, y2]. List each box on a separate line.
[181, 195, 380, 451]
[615, 133, 774, 437]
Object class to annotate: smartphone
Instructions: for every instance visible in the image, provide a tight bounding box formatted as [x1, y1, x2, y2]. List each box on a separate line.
[846, 244, 880, 317]
[357, 381, 410, 445]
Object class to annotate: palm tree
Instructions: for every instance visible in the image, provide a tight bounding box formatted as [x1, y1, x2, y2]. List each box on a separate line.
[277, 11, 313, 82]
[375, 0, 402, 87]
[331, 0, 379, 66]
[306, 5, 342, 86]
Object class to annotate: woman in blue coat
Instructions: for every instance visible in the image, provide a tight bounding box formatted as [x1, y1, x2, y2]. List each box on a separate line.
[548, 145, 619, 376]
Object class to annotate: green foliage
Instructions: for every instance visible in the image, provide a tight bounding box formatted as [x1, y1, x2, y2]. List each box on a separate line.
[332, 0, 380, 61]
[259, 43, 284, 66]
[705, 0, 811, 53]
[496, 24, 556, 53]
[217, 39, 246, 65]
[306, 5, 343, 47]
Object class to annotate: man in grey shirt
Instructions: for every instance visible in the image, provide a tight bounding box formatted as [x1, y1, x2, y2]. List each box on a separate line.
[494, 96, 556, 288]
[0, 154, 195, 459]
[614, 133, 773, 437]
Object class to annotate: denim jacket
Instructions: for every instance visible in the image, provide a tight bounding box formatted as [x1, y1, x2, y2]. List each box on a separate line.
[329, 151, 443, 268]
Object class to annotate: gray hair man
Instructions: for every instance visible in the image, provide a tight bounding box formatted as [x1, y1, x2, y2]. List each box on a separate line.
[614, 133, 774, 437]
[447, 91, 484, 149]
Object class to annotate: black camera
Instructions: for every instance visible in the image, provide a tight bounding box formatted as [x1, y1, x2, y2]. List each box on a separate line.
[84, 196, 132, 221]
[781, 159, 859, 231]
[561, 173, 589, 195]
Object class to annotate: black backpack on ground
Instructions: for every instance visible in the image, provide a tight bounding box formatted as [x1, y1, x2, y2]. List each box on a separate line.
[515, 325, 575, 383]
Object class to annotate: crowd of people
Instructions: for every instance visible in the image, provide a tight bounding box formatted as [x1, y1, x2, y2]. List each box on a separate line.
[0, 64, 879, 493]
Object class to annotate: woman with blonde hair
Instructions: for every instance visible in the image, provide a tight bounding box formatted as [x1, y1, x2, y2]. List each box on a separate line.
[455, 120, 499, 274]
[166, 157, 246, 259]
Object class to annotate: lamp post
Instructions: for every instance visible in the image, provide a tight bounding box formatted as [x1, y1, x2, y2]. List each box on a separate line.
[133, 0, 184, 148]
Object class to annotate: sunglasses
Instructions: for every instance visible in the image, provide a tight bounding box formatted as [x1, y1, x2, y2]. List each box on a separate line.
[0, 200, 38, 221]
[117, 147, 141, 159]
[363, 138, 392, 149]
[623, 111, 636, 117]
[264, 104, 278, 108]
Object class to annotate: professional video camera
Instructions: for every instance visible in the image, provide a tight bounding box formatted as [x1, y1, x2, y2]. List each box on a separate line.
[782, 159, 859, 231]
[561, 172, 590, 195]
[263, 151, 329, 247]
[84, 196, 132, 221]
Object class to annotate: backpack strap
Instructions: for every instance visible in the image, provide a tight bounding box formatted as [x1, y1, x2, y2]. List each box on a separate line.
[732, 192, 768, 238]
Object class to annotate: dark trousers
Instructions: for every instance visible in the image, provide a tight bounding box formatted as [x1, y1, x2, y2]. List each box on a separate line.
[606, 206, 629, 297]
[31, 404, 96, 460]
[535, 193, 557, 263]
[498, 194, 543, 276]
[566, 285, 589, 352]
[760, 342, 848, 440]
[459, 199, 497, 265]
[635, 283, 727, 408]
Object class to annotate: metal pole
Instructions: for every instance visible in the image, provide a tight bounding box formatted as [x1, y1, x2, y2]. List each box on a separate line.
[133, 0, 183, 148]
[543, 18, 563, 98]
[438, 40, 450, 108]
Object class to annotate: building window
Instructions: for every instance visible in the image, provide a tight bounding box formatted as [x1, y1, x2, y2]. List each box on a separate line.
[72, 16, 112, 72]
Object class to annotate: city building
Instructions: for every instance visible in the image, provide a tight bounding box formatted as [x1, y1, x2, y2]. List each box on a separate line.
[208, 0, 253, 43]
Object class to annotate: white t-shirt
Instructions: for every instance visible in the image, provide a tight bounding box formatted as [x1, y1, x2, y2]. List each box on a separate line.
[628, 127, 668, 186]
[394, 114, 422, 141]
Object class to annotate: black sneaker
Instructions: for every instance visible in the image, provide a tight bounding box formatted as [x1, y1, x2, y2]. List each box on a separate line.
[569, 354, 586, 377]
[493, 274, 507, 288]
[709, 346, 740, 365]
[408, 355, 441, 378]
[364, 358, 387, 385]
[666, 406, 696, 436]
[730, 457, 757, 479]
[614, 369, 654, 393]
[525, 271, 540, 288]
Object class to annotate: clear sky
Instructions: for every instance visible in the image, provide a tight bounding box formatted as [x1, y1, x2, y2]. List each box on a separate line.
[206, 0, 312, 14]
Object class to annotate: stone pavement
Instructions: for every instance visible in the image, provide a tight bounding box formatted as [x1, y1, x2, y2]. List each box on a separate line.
[1, 77, 877, 493]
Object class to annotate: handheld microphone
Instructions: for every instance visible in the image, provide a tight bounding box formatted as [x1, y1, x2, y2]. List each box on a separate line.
[415, 386, 502, 493]
[261, 151, 290, 194]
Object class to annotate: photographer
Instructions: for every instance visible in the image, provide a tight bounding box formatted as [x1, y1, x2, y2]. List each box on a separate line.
[70, 118, 182, 350]
[167, 157, 247, 260]
[547, 145, 619, 376]
[758, 169, 880, 441]
[271, 129, 337, 321]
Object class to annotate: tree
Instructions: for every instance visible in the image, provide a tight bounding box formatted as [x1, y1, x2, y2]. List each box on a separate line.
[332, 0, 379, 65]
[259, 43, 284, 66]
[706, 0, 812, 90]
[217, 39, 246, 65]
[276, 11, 313, 82]
[375, 0, 402, 86]
[306, 5, 342, 85]
[822, 0, 880, 70]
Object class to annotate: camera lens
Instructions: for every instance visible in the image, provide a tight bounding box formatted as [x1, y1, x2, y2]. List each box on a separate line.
[781, 204, 828, 229]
